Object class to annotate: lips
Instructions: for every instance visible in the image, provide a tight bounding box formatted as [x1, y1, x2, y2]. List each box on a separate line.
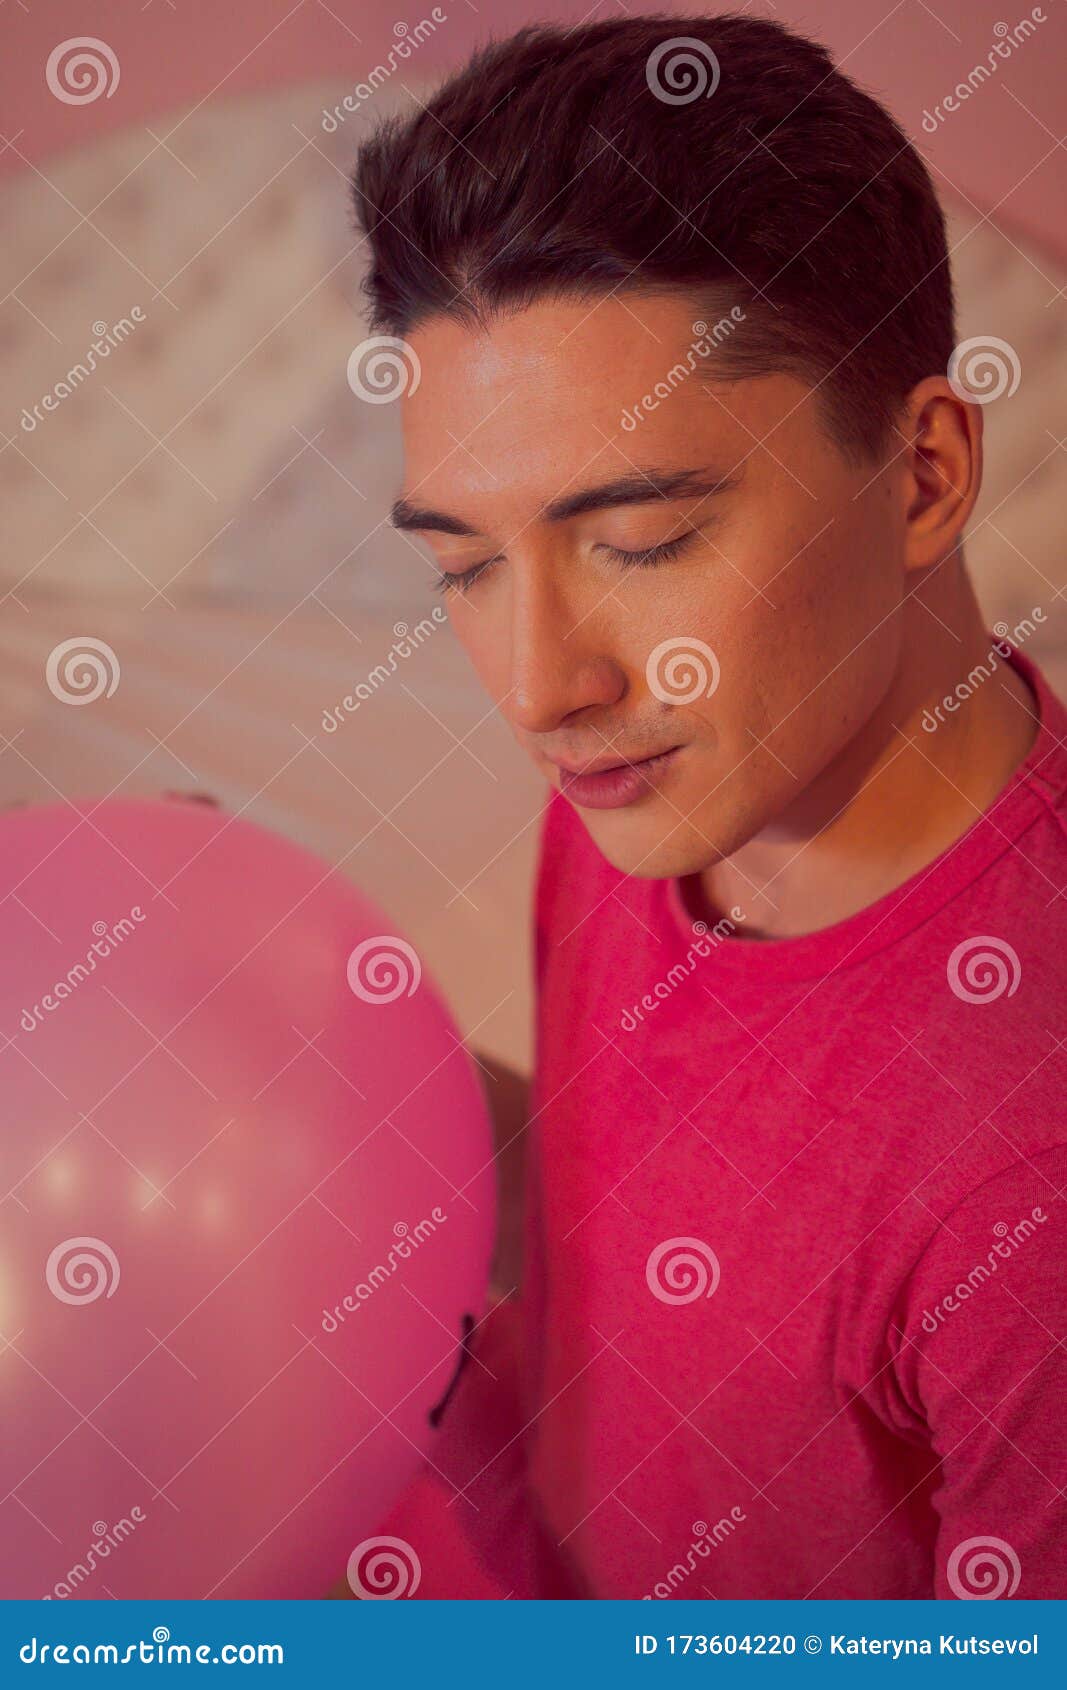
[549, 746, 680, 777]
[553, 745, 682, 811]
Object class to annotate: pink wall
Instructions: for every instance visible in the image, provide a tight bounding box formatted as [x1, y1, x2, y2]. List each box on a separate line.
[2, 0, 1064, 264]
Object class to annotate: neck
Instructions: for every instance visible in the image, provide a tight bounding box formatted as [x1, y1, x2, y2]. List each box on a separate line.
[702, 560, 1040, 940]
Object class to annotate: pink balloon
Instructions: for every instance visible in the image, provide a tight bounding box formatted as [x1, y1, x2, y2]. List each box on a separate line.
[0, 796, 494, 1598]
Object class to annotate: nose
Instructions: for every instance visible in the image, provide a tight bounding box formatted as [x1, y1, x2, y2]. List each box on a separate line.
[507, 552, 626, 735]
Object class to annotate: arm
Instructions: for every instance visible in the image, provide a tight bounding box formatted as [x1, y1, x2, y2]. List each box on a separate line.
[475, 1047, 531, 1299]
[891, 1143, 1067, 1599]
[322, 1046, 531, 1598]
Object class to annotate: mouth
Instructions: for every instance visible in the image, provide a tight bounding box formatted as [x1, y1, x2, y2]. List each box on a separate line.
[549, 745, 682, 811]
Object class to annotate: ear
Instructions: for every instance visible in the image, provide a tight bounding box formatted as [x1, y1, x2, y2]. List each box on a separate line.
[897, 374, 983, 573]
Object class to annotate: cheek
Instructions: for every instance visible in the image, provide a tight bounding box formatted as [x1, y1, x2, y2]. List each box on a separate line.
[741, 525, 900, 765]
[678, 506, 899, 765]
[448, 602, 511, 703]
[618, 565, 732, 704]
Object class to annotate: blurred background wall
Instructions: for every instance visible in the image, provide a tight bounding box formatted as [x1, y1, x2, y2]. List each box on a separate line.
[2, 0, 1065, 1070]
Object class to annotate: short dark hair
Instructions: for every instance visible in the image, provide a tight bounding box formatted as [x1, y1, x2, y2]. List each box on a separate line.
[350, 12, 956, 462]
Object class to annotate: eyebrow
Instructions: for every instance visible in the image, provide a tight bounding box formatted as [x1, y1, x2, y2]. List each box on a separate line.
[389, 466, 741, 537]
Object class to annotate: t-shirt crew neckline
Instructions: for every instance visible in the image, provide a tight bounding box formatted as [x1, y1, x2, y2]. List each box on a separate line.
[660, 639, 1065, 987]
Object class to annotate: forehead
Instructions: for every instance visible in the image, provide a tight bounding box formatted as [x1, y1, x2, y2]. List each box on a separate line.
[398, 293, 763, 508]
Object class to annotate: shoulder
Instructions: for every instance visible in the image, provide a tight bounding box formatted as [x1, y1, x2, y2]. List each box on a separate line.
[890, 1141, 1067, 1417]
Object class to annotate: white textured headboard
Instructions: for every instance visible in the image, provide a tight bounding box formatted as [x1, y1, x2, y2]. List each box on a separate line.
[2, 78, 1064, 1066]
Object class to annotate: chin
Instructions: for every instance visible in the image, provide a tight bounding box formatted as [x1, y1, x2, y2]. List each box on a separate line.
[579, 803, 727, 882]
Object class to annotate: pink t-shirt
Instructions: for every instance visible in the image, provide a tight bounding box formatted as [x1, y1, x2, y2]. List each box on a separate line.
[374, 641, 1067, 1599]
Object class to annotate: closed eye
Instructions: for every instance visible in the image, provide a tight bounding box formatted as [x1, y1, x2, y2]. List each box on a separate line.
[431, 529, 700, 596]
[598, 532, 700, 569]
[431, 554, 503, 596]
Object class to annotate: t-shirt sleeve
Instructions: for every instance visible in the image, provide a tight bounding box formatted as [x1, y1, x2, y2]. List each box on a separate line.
[890, 1143, 1067, 1600]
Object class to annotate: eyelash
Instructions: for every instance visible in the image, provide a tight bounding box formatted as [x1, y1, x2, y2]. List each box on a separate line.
[431, 533, 696, 597]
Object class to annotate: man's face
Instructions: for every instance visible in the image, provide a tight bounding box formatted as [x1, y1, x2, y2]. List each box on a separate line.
[396, 293, 907, 880]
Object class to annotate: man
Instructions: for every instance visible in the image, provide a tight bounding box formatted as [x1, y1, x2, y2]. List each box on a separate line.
[334, 13, 1066, 1598]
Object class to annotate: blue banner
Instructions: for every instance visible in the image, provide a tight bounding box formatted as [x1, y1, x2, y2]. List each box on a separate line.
[1, 1599, 1063, 1684]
